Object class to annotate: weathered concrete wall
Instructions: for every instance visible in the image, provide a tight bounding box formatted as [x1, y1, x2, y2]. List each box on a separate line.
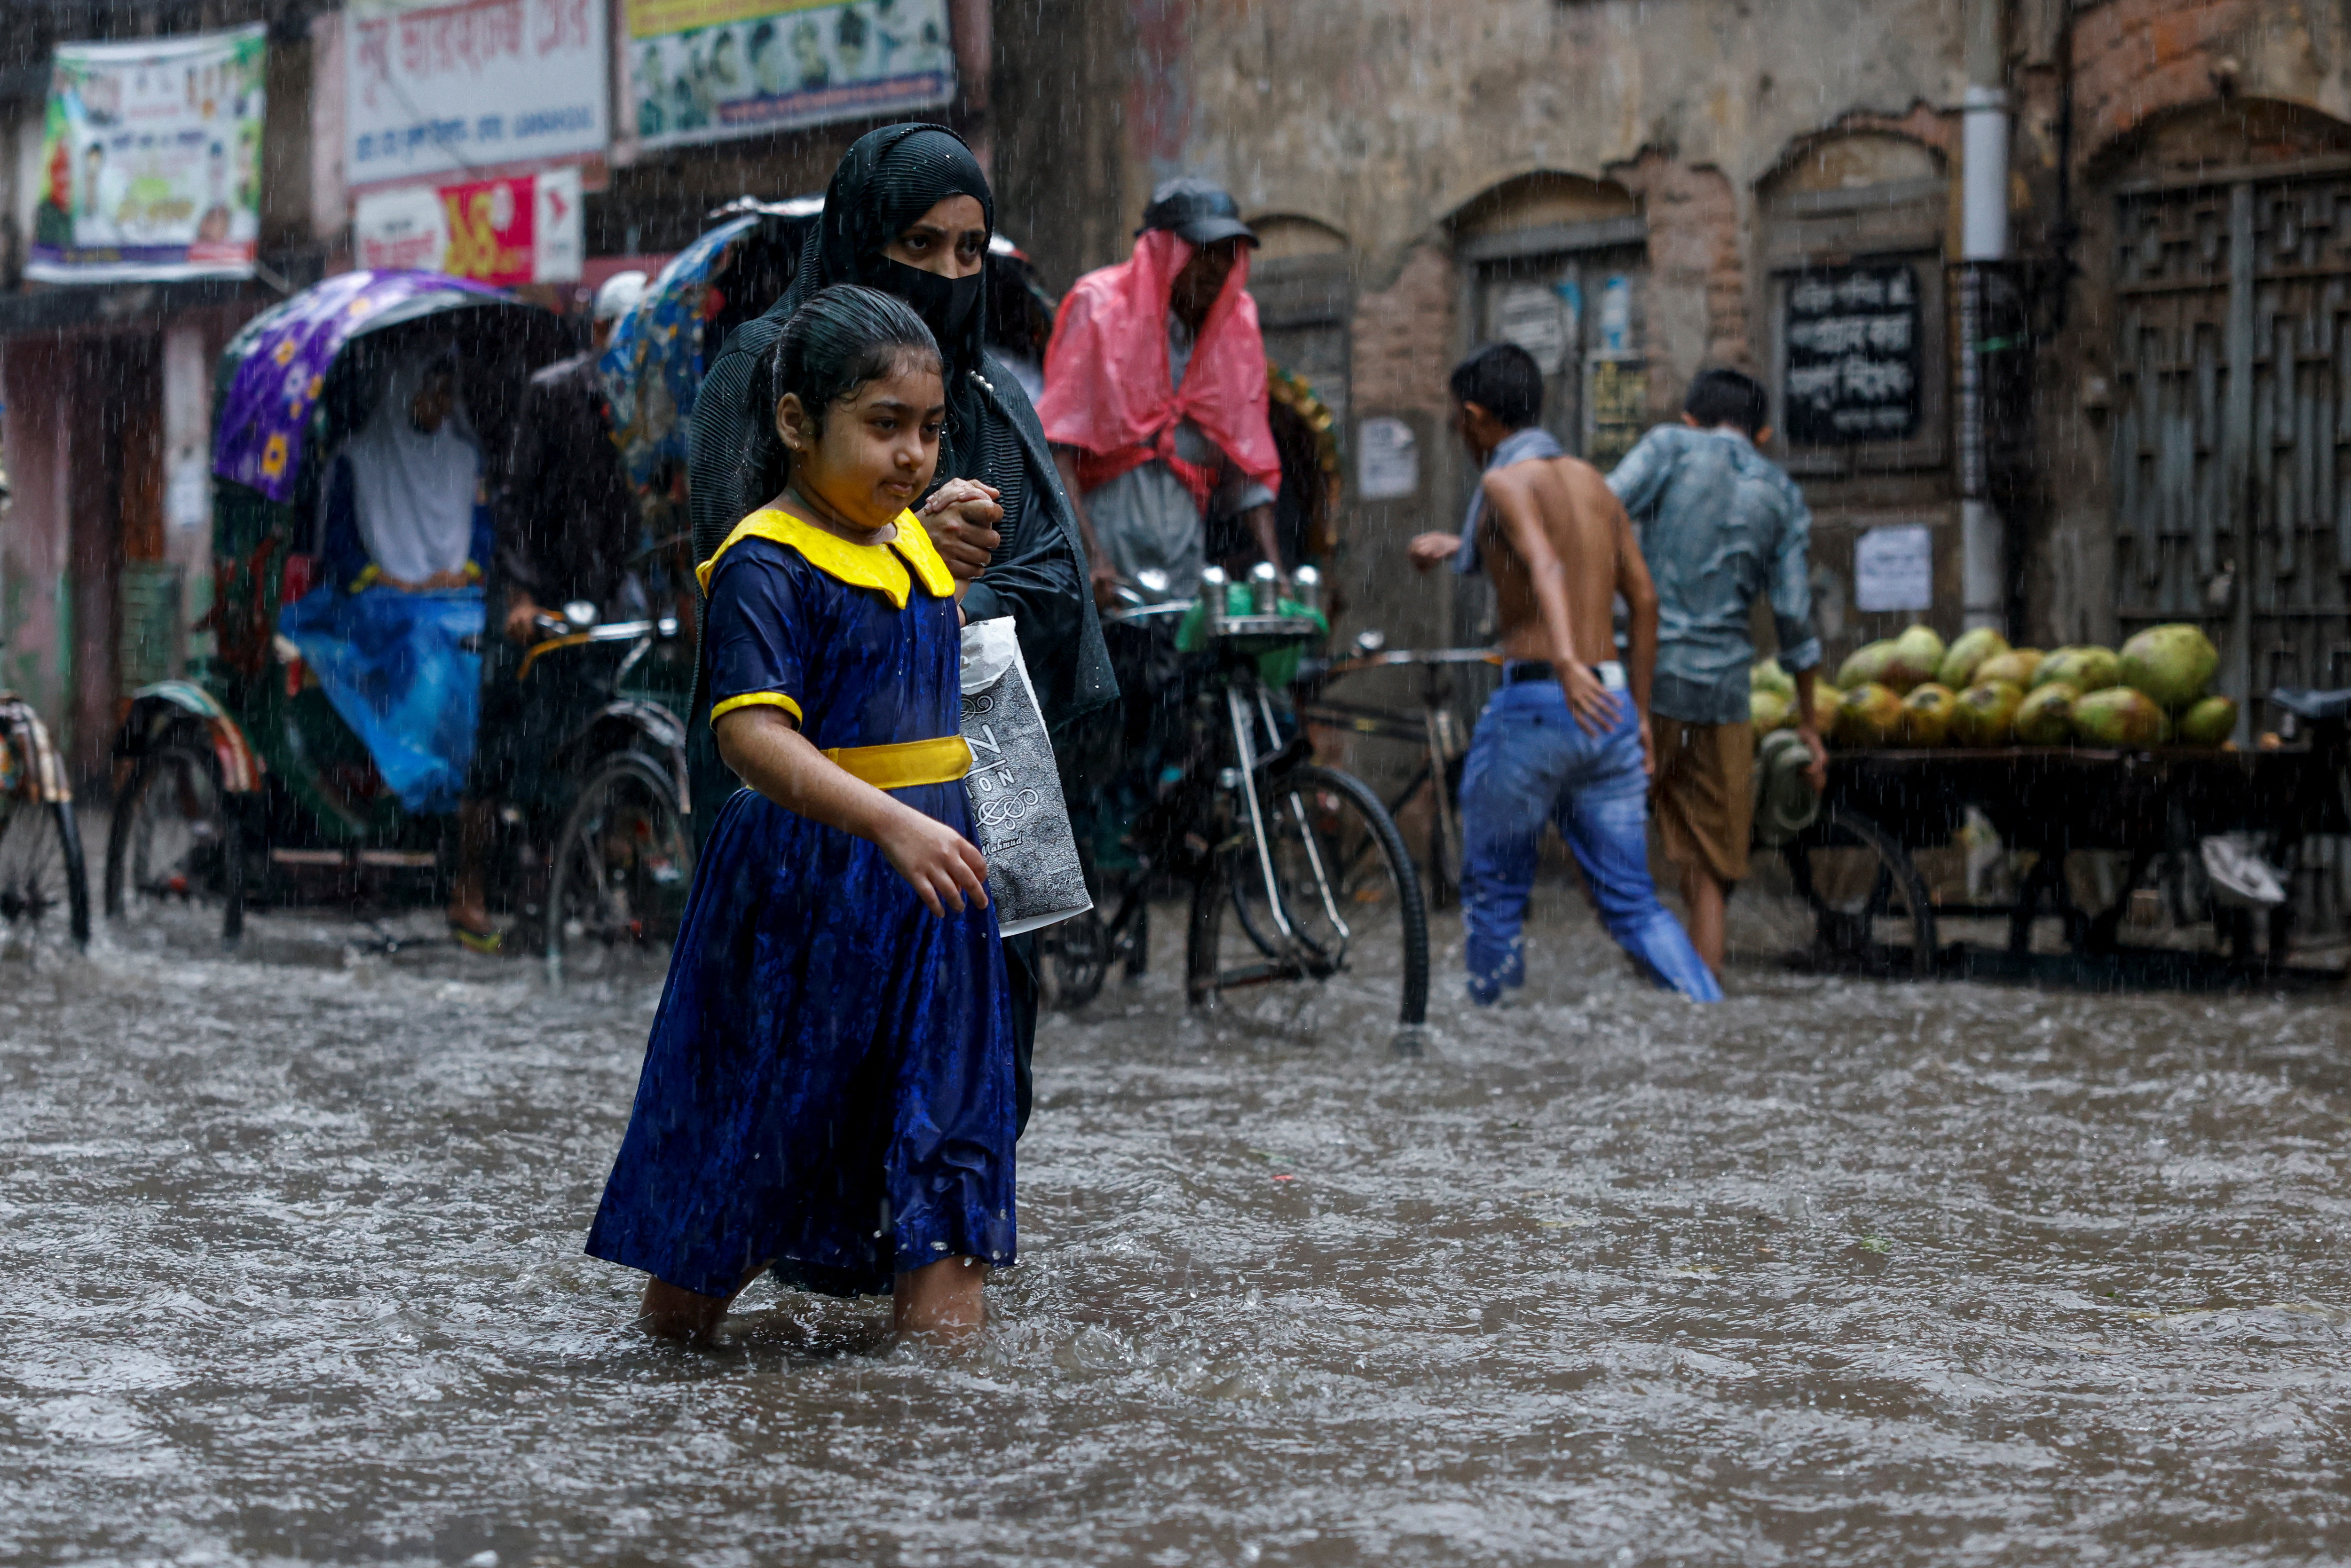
[998, 0, 2351, 668]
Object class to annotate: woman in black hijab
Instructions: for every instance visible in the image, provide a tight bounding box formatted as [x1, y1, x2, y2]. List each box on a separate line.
[687, 122, 1115, 1135]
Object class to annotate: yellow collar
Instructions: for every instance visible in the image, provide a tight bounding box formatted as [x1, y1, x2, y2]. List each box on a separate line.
[696, 506, 955, 609]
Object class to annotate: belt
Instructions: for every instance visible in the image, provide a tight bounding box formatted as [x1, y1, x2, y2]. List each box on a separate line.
[824, 735, 973, 790]
[1503, 659, 1627, 690]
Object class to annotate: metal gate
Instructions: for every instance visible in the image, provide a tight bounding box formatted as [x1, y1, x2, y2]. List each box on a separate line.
[2114, 161, 2351, 724]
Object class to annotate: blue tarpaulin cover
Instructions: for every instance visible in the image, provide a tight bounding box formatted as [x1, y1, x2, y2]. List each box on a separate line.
[277, 583, 484, 814]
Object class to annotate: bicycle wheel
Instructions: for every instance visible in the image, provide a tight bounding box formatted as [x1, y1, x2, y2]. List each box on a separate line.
[0, 776, 89, 951]
[1783, 804, 1937, 978]
[105, 741, 243, 945]
[1187, 763, 1428, 1027]
[1039, 908, 1110, 1009]
[545, 750, 694, 981]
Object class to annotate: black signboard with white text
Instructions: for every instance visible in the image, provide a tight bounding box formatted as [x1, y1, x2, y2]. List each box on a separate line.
[1783, 263, 1921, 444]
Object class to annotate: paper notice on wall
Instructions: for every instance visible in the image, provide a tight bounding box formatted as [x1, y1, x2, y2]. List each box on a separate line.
[1356, 416, 1418, 501]
[353, 165, 583, 284]
[1853, 523, 1934, 613]
[1490, 283, 1570, 375]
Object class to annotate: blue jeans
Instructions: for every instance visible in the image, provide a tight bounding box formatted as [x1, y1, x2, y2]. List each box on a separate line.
[1457, 677, 1722, 1003]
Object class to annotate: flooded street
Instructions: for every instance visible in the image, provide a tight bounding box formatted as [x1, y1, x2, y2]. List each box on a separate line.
[7, 899, 2351, 1567]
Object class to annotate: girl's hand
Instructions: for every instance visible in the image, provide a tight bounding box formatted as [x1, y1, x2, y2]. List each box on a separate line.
[917, 480, 1005, 582]
[876, 805, 990, 916]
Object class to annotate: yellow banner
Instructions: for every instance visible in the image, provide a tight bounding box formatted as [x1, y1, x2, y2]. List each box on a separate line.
[625, 0, 831, 40]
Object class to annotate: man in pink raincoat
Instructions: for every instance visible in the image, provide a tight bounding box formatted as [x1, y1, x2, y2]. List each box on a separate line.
[1038, 178, 1287, 610]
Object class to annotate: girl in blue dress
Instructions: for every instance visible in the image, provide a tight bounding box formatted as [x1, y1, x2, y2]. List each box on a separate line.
[586, 284, 1013, 1344]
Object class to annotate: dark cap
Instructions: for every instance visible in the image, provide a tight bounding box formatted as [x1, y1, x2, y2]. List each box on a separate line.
[1139, 177, 1259, 248]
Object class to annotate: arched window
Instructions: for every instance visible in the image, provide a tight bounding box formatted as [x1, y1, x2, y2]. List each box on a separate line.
[1448, 172, 1647, 464]
[1758, 132, 1949, 476]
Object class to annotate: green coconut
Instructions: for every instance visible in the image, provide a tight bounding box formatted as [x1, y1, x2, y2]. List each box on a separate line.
[1877, 624, 1948, 693]
[2037, 645, 2122, 694]
[1949, 679, 2026, 747]
[1836, 682, 1906, 748]
[1975, 648, 2044, 688]
[2012, 681, 2078, 747]
[2070, 686, 2166, 749]
[1837, 640, 1899, 692]
[1750, 657, 1796, 700]
[1750, 687, 1793, 733]
[2118, 623, 2219, 711]
[2177, 693, 2238, 746]
[1938, 627, 2010, 690]
[1898, 682, 1957, 747]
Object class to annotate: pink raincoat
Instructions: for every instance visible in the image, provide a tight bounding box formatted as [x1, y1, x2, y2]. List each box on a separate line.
[1037, 229, 1282, 508]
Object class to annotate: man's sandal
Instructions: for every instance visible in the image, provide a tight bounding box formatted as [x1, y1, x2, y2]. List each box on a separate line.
[450, 923, 504, 954]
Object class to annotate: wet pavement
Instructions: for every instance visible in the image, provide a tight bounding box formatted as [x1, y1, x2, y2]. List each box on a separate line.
[6, 893, 2351, 1567]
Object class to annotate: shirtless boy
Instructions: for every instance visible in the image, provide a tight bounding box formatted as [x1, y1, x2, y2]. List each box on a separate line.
[1409, 343, 1720, 1004]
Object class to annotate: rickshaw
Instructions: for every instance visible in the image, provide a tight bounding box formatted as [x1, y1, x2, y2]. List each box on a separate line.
[103, 269, 696, 975]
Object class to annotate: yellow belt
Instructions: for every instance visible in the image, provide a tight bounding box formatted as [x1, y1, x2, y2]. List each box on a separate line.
[824, 735, 973, 790]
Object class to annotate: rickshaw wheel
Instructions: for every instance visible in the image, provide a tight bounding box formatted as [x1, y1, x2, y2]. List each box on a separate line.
[545, 749, 693, 983]
[0, 781, 89, 951]
[104, 741, 242, 946]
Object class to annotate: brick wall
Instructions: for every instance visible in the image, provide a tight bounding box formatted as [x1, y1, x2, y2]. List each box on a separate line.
[1347, 244, 1457, 422]
[1611, 151, 1746, 416]
[2073, 0, 2264, 156]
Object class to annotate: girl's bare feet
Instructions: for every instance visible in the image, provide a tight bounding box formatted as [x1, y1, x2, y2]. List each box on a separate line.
[893, 1255, 987, 1344]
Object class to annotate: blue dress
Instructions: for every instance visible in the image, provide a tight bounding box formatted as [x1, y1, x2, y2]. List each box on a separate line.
[585, 508, 1016, 1300]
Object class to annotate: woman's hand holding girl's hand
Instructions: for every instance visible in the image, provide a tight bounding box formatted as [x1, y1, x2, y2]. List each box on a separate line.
[876, 805, 990, 916]
[916, 479, 1004, 583]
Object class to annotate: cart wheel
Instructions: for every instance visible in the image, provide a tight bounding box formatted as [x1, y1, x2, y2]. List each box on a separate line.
[104, 741, 243, 947]
[1040, 909, 1110, 1009]
[1187, 763, 1429, 1027]
[544, 749, 693, 983]
[0, 784, 89, 951]
[1783, 804, 1937, 978]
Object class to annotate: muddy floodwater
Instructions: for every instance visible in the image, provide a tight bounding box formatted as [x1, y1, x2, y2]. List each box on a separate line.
[6, 897, 2351, 1567]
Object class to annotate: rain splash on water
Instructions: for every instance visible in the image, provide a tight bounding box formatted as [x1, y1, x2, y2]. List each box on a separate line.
[4, 895, 2350, 1565]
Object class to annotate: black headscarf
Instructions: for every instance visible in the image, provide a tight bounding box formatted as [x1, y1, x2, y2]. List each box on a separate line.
[706, 122, 1024, 560]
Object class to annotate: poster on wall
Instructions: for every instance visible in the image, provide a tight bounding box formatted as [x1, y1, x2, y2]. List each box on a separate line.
[625, 0, 955, 150]
[27, 25, 266, 283]
[345, 0, 608, 193]
[353, 166, 584, 284]
[1783, 263, 1922, 445]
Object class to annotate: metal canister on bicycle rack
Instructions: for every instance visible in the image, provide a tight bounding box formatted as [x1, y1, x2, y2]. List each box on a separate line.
[1290, 564, 1321, 614]
[1198, 567, 1229, 636]
[1248, 560, 1280, 615]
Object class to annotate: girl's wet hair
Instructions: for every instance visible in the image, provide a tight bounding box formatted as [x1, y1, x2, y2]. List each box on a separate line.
[770, 283, 943, 436]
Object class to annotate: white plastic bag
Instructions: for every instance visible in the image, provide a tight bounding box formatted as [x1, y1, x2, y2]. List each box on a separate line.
[960, 617, 1092, 936]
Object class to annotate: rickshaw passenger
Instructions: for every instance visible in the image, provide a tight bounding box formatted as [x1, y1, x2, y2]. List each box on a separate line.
[277, 348, 491, 816]
[447, 272, 647, 948]
[319, 352, 492, 593]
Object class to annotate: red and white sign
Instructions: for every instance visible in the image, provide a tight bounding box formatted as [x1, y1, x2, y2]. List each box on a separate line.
[353, 165, 582, 285]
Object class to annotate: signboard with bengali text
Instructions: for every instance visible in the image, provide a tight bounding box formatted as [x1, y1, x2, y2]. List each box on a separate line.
[1783, 263, 1922, 445]
[345, 0, 607, 192]
[624, 0, 953, 150]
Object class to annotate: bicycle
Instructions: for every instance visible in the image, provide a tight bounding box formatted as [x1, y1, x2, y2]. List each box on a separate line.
[1042, 591, 1430, 1037]
[0, 675, 90, 950]
[1294, 635, 1499, 909]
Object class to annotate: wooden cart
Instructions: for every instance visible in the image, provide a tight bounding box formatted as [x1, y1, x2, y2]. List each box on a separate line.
[1777, 704, 2351, 980]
